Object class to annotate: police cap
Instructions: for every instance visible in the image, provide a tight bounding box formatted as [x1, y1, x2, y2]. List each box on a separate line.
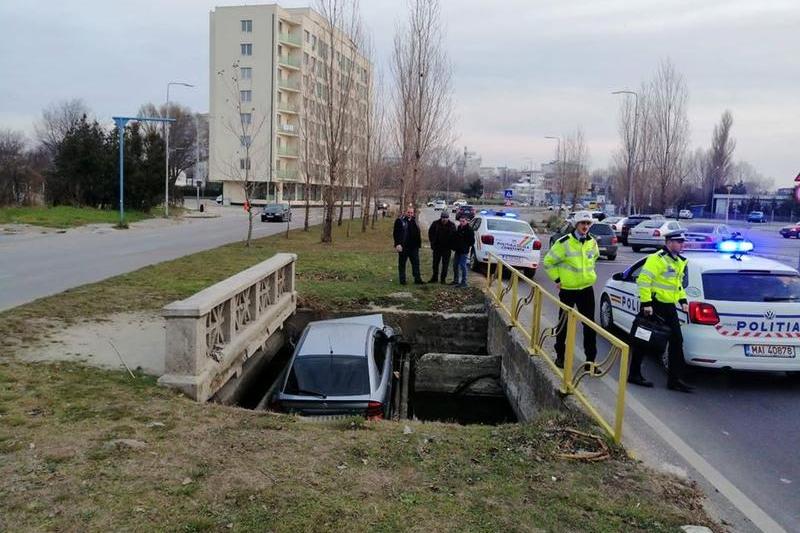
[664, 230, 686, 242]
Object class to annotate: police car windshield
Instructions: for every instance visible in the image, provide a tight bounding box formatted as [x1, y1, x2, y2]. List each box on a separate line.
[486, 219, 532, 234]
[702, 273, 800, 302]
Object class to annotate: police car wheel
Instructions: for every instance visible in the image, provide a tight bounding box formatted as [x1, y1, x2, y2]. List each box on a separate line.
[599, 295, 614, 330]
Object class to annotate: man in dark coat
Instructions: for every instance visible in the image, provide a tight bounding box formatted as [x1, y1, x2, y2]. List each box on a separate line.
[450, 215, 475, 287]
[427, 211, 456, 283]
[393, 206, 424, 285]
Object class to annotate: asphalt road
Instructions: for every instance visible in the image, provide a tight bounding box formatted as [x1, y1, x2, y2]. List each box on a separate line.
[0, 205, 346, 312]
[421, 206, 799, 531]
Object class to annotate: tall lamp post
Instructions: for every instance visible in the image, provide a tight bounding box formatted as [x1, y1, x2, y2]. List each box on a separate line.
[612, 90, 639, 216]
[544, 136, 561, 208]
[165, 81, 195, 216]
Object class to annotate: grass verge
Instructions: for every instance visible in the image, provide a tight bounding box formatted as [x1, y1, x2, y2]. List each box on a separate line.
[0, 216, 717, 531]
[0, 205, 154, 228]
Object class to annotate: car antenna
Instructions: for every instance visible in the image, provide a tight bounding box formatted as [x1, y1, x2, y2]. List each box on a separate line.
[328, 335, 334, 355]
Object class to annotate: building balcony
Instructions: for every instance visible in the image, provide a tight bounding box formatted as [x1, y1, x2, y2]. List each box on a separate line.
[278, 78, 300, 92]
[278, 55, 301, 70]
[277, 123, 298, 136]
[279, 33, 302, 47]
[277, 101, 299, 114]
[276, 169, 300, 181]
[277, 146, 299, 158]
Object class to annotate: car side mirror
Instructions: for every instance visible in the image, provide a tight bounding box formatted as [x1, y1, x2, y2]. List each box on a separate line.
[612, 272, 624, 282]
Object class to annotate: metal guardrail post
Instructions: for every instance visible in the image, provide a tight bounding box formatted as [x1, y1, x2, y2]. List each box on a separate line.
[495, 262, 504, 301]
[613, 345, 631, 444]
[510, 273, 519, 322]
[561, 310, 577, 394]
[530, 286, 542, 352]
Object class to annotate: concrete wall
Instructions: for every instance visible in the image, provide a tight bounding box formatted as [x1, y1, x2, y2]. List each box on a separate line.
[486, 302, 587, 423]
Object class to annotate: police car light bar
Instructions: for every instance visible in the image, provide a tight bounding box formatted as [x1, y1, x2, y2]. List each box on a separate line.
[717, 239, 754, 253]
[478, 210, 517, 218]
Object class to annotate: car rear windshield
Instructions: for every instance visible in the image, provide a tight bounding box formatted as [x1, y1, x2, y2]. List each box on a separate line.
[702, 272, 800, 302]
[486, 219, 532, 233]
[686, 224, 714, 233]
[641, 220, 664, 228]
[589, 224, 613, 235]
[284, 355, 370, 396]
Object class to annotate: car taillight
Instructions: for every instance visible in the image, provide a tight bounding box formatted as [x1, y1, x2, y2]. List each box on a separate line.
[653, 229, 661, 237]
[481, 234, 494, 245]
[366, 401, 384, 420]
[689, 302, 719, 326]
[532, 240, 542, 250]
[611, 236, 618, 244]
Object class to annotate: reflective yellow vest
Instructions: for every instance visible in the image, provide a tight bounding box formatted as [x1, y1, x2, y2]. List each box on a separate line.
[543, 233, 599, 290]
[637, 249, 688, 304]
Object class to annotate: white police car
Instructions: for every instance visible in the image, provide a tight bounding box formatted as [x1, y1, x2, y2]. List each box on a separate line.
[469, 210, 541, 278]
[599, 240, 800, 372]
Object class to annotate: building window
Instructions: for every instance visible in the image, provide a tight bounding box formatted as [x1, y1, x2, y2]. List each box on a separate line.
[304, 30, 310, 43]
[240, 90, 252, 102]
[240, 135, 251, 147]
[241, 113, 252, 125]
[303, 52, 309, 65]
[241, 67, 252, 80]
[240, 158, 251, 170]
[241, 19, 252, 32]
[241, 43, 252, 56]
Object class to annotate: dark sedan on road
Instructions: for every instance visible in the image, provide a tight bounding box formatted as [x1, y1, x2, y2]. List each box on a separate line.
[620, 214, 664, 245]
[780, 222, 800, 238]
[455, 204, 476, 220]
[548, 221, 618, 260]
[273, 315, 397, 420]
[261, 203, 292, 222]
[747, 210, 767, 223]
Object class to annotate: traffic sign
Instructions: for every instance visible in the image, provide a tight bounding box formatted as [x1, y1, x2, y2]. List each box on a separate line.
[504, 189, 513, 199]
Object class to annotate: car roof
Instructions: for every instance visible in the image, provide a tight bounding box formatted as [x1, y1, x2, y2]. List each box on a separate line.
[297, 322, 373, 357]
[682, 251, 799, 273]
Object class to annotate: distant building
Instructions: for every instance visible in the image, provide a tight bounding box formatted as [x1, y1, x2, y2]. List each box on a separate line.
[209, 4, 371, 205]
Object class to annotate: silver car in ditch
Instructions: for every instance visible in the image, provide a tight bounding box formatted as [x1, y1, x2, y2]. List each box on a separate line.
[274, 315, 397, 420]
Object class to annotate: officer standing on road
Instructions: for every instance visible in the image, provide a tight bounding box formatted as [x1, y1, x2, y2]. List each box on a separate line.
[631, 230, 693, 392]
[427, 211, 456, 284]
[543, 211, 599, 369]
[393, 205, 424, 285]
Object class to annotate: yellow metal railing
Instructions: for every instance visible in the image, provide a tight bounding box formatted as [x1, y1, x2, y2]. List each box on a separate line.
[485, 252, 630, 444]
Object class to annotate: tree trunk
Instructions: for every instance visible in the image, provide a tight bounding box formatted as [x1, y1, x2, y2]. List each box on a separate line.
[321, 184, 334, 243]
[337, 186, 344, 226]
[304, 182, 310, 232]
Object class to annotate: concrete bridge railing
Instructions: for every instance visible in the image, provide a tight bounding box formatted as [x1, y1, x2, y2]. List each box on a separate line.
[158, 253, 297, 401]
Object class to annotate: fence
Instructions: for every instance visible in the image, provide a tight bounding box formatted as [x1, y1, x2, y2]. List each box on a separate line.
[485, 252, 630, 444]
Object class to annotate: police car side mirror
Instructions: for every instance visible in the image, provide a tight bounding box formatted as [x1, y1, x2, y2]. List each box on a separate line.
[612, 272, 624, 282]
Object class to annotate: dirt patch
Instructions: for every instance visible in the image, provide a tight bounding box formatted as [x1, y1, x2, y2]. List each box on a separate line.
[17, 312, 164, 376]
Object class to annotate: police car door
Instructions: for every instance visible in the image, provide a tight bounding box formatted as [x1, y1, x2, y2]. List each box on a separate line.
[607, 259, 646, 331]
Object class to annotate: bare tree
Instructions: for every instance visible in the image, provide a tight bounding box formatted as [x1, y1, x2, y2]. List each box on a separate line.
[391, 0, 453, 209]
[648, 59, 690, 212]
[315, 0, 363, 243]
[34, 99, 90, 161]
[561, 128, 590, 208]
[705, 110, 735, 207]
[216, 61, 269, 247]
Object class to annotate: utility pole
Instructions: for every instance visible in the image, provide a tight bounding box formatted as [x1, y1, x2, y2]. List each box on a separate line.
[164, 81, 194, 217]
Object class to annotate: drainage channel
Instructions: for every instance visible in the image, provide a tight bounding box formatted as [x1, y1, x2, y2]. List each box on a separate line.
[218, 314, 516, 426]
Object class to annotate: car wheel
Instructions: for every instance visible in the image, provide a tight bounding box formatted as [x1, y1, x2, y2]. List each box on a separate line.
[599, 295, 614, 330]
[606, 254, 617, 261]
[783, 235, 790, 239]
[631, 245, 642, 253]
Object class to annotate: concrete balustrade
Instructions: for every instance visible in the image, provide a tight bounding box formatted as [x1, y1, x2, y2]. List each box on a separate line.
[158, 253, 297, 401]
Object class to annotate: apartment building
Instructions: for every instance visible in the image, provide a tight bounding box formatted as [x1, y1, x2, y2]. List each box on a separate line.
[209, 4, 371, 205]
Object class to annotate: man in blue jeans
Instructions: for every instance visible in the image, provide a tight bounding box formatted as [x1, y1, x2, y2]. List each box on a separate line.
[450, 215, 475, 287]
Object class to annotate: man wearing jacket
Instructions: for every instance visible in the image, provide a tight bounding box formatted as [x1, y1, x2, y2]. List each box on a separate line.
[543, 211, 599, 369]
[632, 230, 693, 392]
[450, 215, 475, 288]
[427, 211, 456, 283]
[393, 206, 424, 285]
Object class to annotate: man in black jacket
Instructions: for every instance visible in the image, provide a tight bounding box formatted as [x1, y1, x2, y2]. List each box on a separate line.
[393, 206, 424, 285]
[427, 211, 456, 283]
[450, 215, 475, 287]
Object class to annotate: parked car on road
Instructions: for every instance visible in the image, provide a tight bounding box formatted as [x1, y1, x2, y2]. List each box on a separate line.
[426, 200, 435, 207]
[679, 209, 693, 219]
[747, 211, 767, 223]
[603, 216, 626, 235]
[779, 222, 800, 239]
[261, 203, 292, 222]
[548, 221, 618, 260]
[620, 214, 664, 245]
[627, 219, 683, 252]
[470, 211, 541, 278]
[273, 315, 398, 420]
[433, 200, 447, 211]
[455, 204, 476, 220]
[682, 223, 737, 249]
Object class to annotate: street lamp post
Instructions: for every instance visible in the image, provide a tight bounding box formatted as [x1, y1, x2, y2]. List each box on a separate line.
[612, 90, 639, 216]
[165, 81, 195, 217]
[544, 136, 561, 209]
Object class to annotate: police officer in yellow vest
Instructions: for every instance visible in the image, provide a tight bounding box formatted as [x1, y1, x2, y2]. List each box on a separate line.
[630, 229, 693, 392]
[543, 211, 599, 369]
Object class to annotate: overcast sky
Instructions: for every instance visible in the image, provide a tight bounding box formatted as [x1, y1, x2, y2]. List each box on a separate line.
[1, 0, 798, 185]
